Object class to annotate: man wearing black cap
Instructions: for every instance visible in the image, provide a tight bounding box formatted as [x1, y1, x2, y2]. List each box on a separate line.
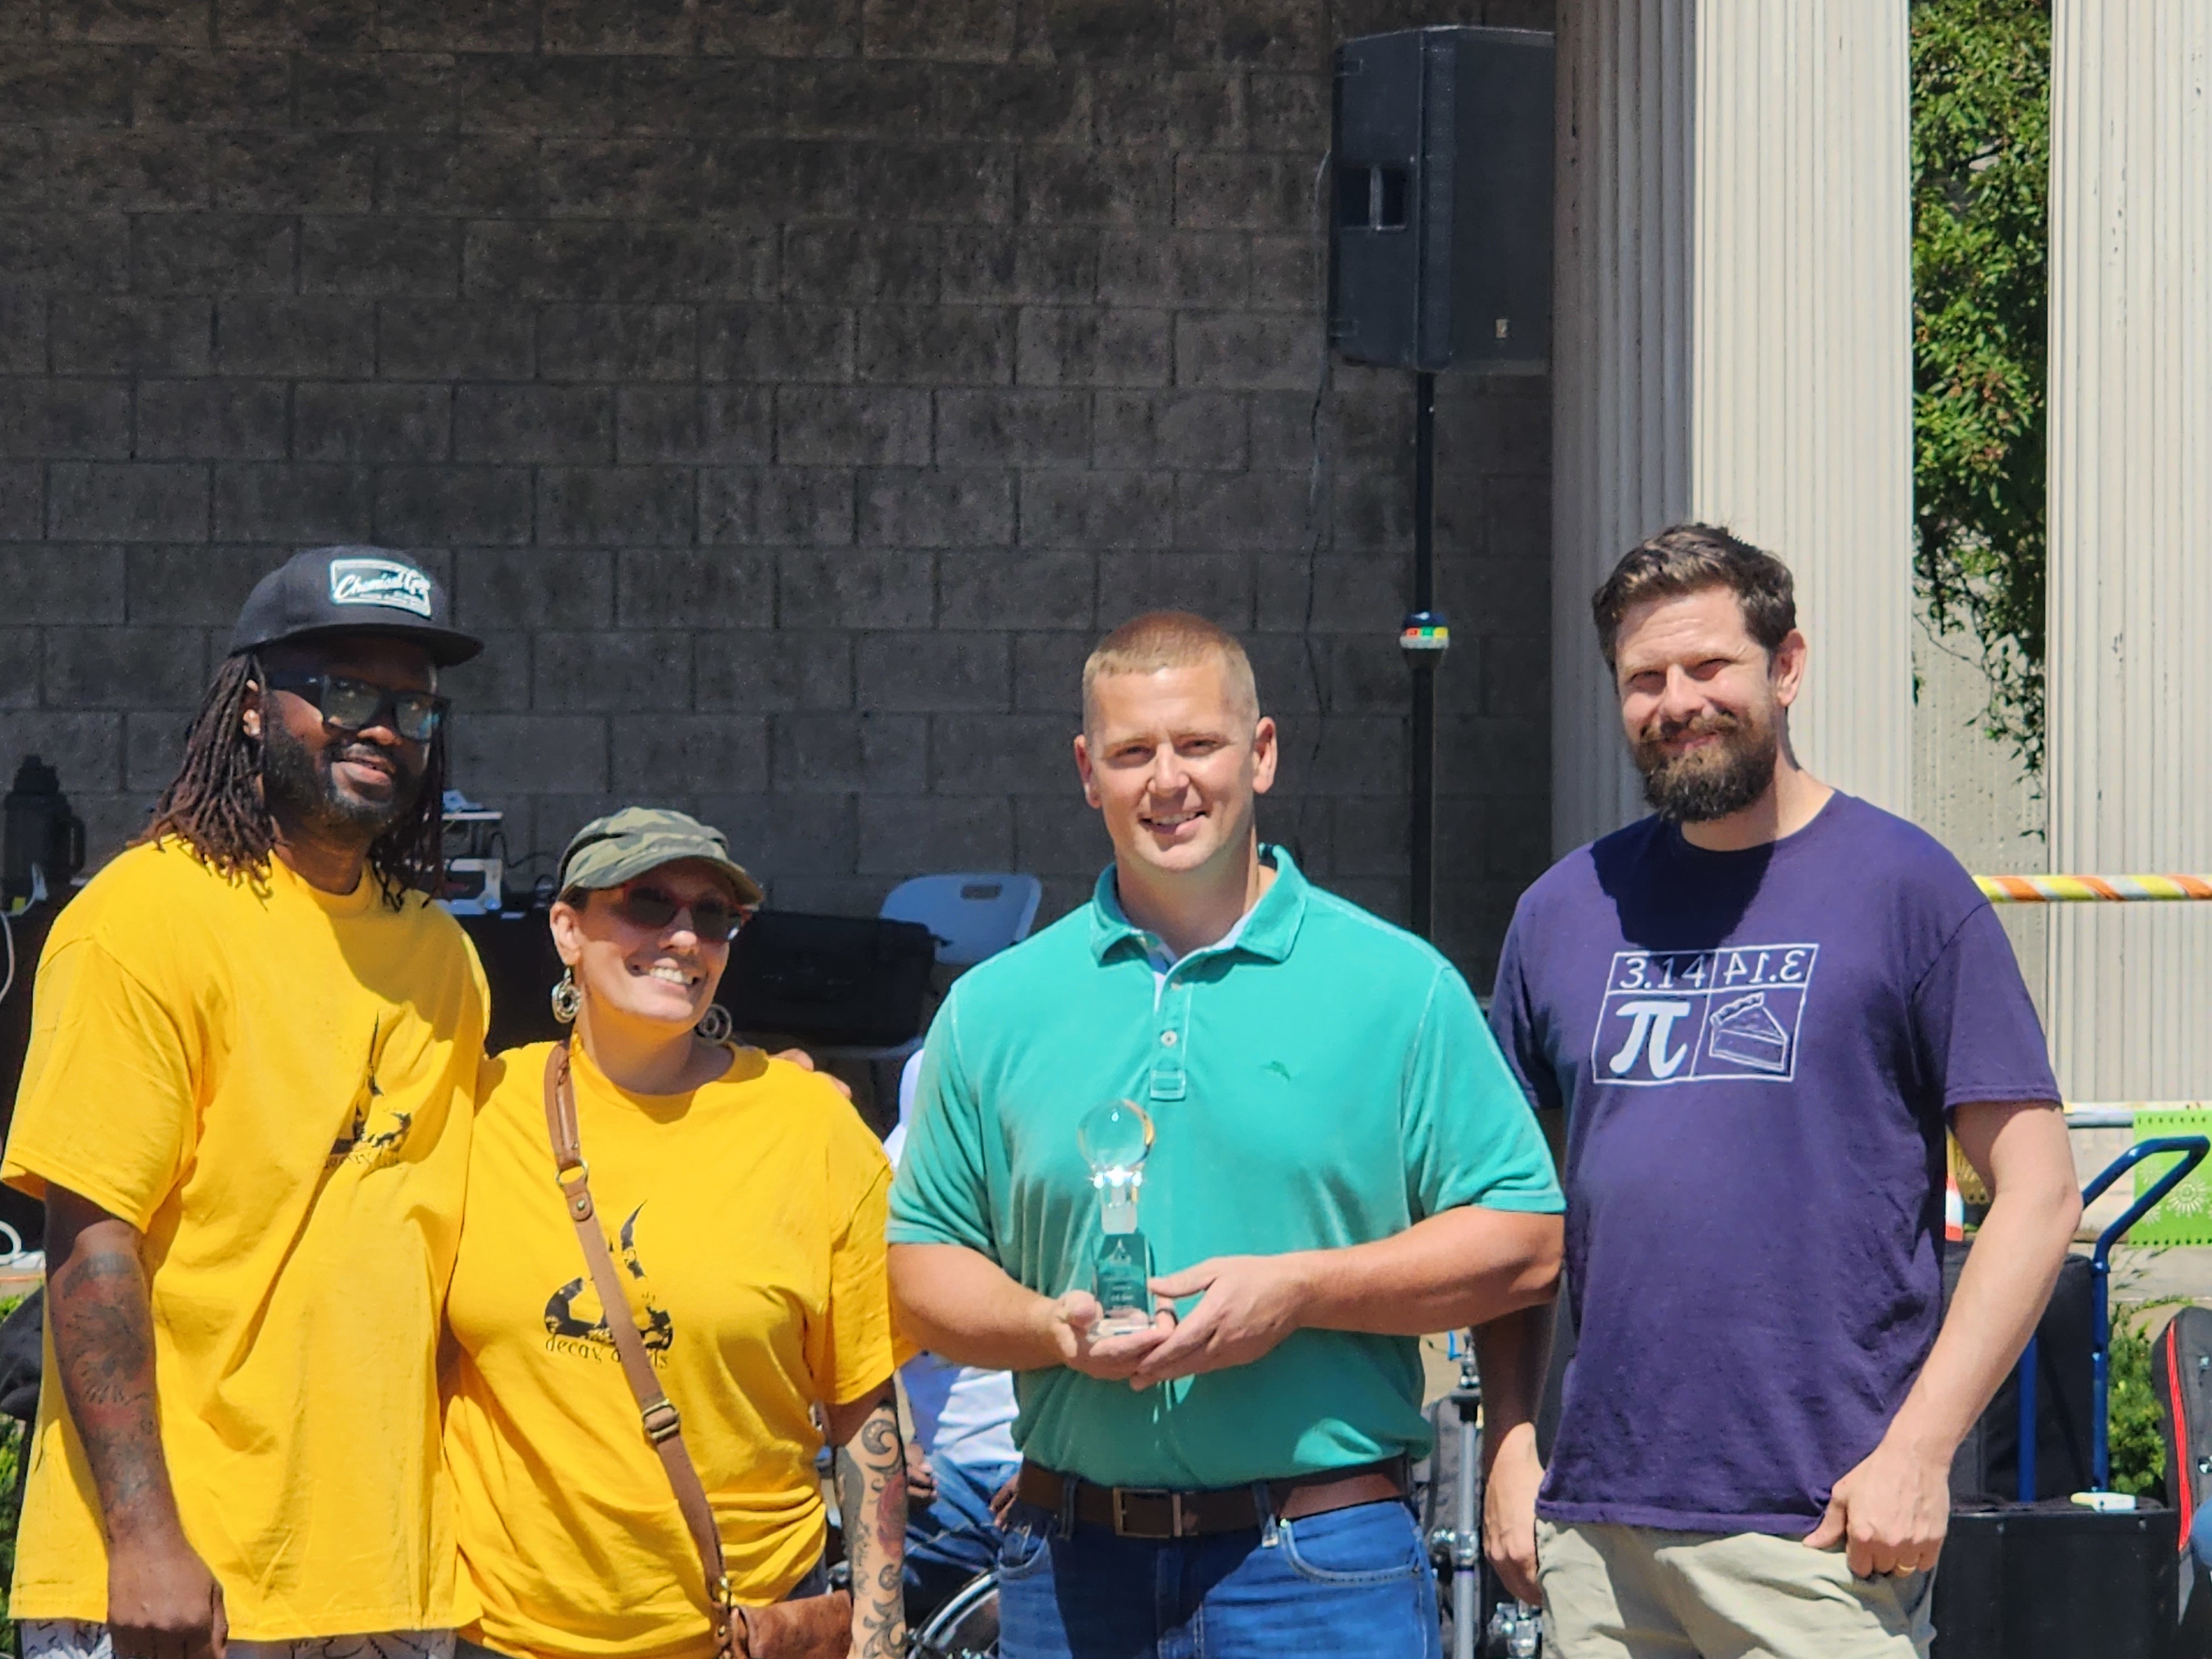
[3, 548, 489, 1659]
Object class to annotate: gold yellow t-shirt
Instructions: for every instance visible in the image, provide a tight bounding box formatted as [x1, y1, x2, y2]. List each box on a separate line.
[443, 1041, 899, 1659]
[2, 840, 486, 1636]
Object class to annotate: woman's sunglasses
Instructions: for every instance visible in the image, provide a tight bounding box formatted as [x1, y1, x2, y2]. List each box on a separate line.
[264, 672, 448, 743]
[607, 884, 743, 942]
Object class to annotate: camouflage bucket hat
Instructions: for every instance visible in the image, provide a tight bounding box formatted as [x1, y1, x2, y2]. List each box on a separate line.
[555, 806, 764, 907]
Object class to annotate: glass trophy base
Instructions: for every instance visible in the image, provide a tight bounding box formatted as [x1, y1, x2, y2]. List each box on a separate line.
[1094, 1230, 1152, 1338]
[1093, 1305, 1154, 1339]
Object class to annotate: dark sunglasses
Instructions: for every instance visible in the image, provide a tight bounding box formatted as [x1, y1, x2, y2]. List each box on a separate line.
[608, 884, 742, 942]
[265, 672, 448, 743]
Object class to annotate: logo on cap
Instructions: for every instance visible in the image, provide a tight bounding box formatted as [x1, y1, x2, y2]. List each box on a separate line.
[328, 557, 434, 619]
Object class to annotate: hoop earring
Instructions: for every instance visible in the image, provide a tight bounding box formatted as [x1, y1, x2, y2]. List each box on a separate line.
[694, 1003, 732, 1044]
[550, 969, 581, 1025]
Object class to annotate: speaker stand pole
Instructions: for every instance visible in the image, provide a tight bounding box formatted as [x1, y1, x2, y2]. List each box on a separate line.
[1402, 368, 1447, 943]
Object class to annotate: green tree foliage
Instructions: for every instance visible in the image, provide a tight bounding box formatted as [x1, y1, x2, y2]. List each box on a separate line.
[1911, 0, 2051, 771]
[2109, 1310, 2169, 1499]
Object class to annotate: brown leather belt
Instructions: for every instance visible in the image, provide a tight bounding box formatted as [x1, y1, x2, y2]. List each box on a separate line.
[1015, 1457, 1408, 1541]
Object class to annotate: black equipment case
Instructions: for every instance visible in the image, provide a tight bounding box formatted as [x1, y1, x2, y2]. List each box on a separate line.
[2155, 1306, 2212, 1542]
[2154, 1306, 2212, 1652]
[1947, 1250, 2096, 1503]
[719, 911, 935, 1048]
[1939, 1501, 2179, 1659]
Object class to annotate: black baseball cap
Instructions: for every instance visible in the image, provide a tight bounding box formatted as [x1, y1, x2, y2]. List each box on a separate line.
[228, 546, 483, 667]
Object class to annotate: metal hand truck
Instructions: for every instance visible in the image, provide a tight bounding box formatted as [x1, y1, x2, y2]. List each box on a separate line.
[2015, 1134, 2211, 1501]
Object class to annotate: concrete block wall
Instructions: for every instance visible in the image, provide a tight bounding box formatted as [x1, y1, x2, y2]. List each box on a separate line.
[0, 0, 1554, 987]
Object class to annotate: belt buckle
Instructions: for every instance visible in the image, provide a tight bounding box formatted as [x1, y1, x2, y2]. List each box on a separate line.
[1110, 1486, 1191, 1539]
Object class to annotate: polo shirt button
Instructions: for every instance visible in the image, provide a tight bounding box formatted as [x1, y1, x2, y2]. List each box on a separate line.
[1160, 1031, 1177, 1046]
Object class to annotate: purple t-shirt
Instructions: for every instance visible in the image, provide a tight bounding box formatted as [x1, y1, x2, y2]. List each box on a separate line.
[1490, 792, 2059, 1534]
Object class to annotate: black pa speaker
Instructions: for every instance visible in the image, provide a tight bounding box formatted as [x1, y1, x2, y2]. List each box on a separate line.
[1329, 25, 1554, 373]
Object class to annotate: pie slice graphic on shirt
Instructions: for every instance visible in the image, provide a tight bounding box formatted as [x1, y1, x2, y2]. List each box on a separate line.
[1705, 993, 1791, 1073]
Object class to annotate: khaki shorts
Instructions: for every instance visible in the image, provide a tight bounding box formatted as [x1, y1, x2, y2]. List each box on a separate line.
[1537, 1519, 1935, 1659]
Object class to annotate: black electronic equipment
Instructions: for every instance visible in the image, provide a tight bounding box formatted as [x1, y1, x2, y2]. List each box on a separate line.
[456, 910, 569, 1055]
[3, 755, 86, 904]
[458, 906, 938, 1055]
[721, 911, 934, 1050]
[1329, 25, 1554, 374]
[1936, 1501, 2179, 1659]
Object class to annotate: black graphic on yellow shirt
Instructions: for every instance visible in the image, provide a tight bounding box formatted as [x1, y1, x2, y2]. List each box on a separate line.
[328, 1020, 414, 1170]
[544, 1204, 675, 1359]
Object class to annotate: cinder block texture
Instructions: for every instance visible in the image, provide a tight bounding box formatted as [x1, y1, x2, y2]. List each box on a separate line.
[0, 0, 1554, 990]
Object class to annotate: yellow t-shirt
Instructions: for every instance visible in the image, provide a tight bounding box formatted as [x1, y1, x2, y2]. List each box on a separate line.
[443, 1041, 899, 1659]
[2, 840, 486, 1635]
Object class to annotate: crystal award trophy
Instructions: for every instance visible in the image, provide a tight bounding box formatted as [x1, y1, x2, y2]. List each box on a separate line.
[1077, 1099, 1156, 1338]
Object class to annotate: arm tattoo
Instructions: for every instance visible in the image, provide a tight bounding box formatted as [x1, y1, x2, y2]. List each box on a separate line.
[49, 1236, 181, 1541]
[833, 1399, 906, 1659]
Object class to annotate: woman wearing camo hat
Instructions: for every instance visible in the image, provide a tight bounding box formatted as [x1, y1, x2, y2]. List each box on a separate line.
[442, 807, 905, 1659]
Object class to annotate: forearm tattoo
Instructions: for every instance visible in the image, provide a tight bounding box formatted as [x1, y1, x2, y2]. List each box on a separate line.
[49, 1239, 179, 1538]
[833, 1399, 906, 1659]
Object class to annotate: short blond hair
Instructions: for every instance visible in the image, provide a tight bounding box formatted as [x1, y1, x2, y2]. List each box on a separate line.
[1082, 611, 1260, 731]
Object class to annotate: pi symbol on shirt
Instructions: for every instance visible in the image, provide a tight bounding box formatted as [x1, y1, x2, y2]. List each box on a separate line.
[1606, 999, 1695, 1079]
[1592, 945, 1820, 1086]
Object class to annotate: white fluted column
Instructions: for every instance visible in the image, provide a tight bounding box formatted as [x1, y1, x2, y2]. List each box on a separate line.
[1551, 0, 1914, 853]
[2044, 2, 2212, 1100]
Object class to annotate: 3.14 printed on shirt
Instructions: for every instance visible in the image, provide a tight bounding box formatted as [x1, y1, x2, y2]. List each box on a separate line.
[1592, 945, 1819, 1086]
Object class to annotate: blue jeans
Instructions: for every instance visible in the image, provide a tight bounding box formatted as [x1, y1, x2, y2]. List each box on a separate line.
[906, 1454, 1021, 1621]
[994, 1489, 1441, 1659]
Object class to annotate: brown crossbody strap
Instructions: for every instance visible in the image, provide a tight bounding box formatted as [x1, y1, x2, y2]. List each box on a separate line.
[541, 1040, 740, 1659]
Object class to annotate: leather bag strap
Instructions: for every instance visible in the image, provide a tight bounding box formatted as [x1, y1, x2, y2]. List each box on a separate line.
[542, 1040, 745, 1659]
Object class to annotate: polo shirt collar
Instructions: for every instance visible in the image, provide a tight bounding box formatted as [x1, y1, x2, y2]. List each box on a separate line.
[1087, 846, 1308, 966]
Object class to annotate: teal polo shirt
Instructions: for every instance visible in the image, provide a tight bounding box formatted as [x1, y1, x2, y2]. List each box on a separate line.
[887, 848, 1562, 1490]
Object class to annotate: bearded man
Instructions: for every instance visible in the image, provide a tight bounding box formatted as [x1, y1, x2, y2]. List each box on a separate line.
[4, 547, 488, 1659]
[1478, 525, 2081, 1659]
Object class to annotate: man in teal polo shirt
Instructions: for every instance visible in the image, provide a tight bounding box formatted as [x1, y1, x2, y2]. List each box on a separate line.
[888, 611, 1564, 1659]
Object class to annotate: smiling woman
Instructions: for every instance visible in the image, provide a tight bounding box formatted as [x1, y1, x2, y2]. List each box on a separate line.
[440, 807, 908, 1659]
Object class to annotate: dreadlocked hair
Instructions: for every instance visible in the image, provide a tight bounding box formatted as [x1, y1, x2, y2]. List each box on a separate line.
[139, 651, 452, 911]
[140, 654, 273, 878]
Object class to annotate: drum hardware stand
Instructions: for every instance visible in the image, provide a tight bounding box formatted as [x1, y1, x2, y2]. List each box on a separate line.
[1429, 1335, 1542, 1658]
